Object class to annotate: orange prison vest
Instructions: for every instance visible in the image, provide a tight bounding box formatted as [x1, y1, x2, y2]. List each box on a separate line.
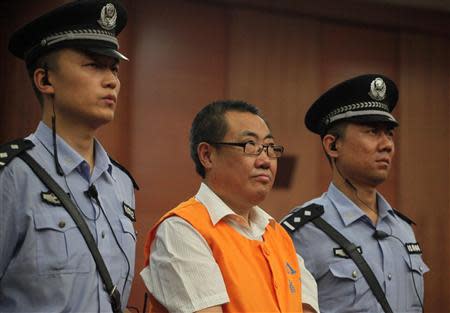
[144, 197, 302, 313]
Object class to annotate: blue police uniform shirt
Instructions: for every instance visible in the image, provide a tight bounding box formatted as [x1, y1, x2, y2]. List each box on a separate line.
[0, 122, 136, 312]
[288, 183, 429, 313]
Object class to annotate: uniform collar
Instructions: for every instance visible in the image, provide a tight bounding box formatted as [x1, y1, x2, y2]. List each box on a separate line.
[34, 121, 112, 181]
[195, 182, 275, 229]
[327, 182, 394, 226]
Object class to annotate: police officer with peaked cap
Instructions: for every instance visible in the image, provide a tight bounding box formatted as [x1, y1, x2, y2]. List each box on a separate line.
[281, 74, 429, 312]
[0, 1, 138, 312]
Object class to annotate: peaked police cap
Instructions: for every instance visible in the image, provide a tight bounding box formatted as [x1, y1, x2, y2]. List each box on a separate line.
[8, 0, 128, 66]
[305, 74, 399, 135]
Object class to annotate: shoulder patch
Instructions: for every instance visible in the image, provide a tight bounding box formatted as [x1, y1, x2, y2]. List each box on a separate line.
[281, 203, 325, 232]
[393, 209, 416, 225]
[0, 139, 34, 169]
[109, 156, 139, 190]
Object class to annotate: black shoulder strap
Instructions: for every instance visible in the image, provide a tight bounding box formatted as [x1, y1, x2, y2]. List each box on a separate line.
[18, 152, 123, 313]
[283, 204, 394, 313]
[0, 139, 34, 168]
[109, 156, 139, 190]
[393, 209, 416, 225]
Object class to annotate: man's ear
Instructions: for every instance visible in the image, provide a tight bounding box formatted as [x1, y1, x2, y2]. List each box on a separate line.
[34, 67, 55, 95]
[323, 134, 339, 159]
[197, 142, 214, 171]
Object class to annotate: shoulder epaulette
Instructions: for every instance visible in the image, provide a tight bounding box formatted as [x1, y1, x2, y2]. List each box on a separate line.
[0, 139, 34, 169]
[393, 209, 416, 225]
[281, 203, 324, 232]
[109, 156, 139, 190]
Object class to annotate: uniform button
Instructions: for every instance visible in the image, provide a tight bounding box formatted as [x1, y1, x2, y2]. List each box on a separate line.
[352, 270, 358, 278]
[101, 231, 105, 239]
[274, 281, 279, 289]
[58, 221, 66, 228]
[419, 266, 423, 272]
[388, 273, 392, 280]
[264, 247, 270, 256]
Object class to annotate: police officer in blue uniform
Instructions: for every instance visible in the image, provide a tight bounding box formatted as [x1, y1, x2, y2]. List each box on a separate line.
[282, 74, 429, 313]
[0, 1, 138, 312]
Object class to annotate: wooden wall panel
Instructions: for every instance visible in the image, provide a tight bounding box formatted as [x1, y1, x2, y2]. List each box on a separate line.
[227, 9, 322, 220]
[398, 33, 450, 311]
[0, 1, 61, 143]
[127, 0, 228, 307]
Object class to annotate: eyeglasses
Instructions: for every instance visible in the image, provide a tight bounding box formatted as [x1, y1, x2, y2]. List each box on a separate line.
[209, 141, 284, 158]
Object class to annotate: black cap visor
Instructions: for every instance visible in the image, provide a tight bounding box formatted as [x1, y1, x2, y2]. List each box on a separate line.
[86, 47, 128, 61]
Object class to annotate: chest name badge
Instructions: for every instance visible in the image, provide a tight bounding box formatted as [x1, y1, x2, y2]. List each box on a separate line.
[405, 242, 422, 254]
[123, 202, 136, 222]
[334, 246, 362, 258]
[41, 191, 62, 206]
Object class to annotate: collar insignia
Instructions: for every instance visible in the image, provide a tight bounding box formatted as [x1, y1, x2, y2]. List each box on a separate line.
[98, 3, 117, 30]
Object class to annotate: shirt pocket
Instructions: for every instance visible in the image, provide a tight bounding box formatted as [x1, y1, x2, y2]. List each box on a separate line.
[119, 217, 136, 280]
[403, 254, 429, 308]
[34, 209, 91, 274]
[328, 259, 378, 311]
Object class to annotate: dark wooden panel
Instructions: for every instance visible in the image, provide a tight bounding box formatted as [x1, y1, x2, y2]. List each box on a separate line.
[203, 0, 450, 36]
[398, 32, 450, 311]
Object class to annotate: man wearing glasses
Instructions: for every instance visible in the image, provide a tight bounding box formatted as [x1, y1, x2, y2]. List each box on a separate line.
[140, 100, 318, 313]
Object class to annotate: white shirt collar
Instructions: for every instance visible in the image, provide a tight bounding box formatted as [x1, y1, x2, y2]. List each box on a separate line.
[195, 182, 275, 232]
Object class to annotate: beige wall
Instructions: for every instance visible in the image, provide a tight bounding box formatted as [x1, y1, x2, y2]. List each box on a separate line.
[2, 0, 449, 311]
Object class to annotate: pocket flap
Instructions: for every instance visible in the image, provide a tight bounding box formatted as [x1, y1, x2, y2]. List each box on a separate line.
[120, 217, 136, 240]
[34, 211, 77, 232]
[329, 259, 362, 281]
[403, 255, 430, 275]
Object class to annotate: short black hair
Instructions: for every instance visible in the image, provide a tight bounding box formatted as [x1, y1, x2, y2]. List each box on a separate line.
[190, 100, 265, 178]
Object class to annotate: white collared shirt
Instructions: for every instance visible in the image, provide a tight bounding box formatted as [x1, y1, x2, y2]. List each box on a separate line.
[140, 183, 319, 313]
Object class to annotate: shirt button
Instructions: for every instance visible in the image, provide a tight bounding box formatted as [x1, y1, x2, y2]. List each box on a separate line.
[388, 273, 392, 280]
[58, 221, 66, 228]
[352, 271, 358, 278]
[419, 266, 424, 272]
[101, 231, 105, 239]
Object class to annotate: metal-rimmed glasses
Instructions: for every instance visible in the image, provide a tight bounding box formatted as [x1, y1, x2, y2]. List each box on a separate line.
[208, 141, 284, 158]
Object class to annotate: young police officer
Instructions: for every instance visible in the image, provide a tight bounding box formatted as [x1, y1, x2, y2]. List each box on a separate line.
[0, 1, 137, 312]
[282, 74, 429, 313]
